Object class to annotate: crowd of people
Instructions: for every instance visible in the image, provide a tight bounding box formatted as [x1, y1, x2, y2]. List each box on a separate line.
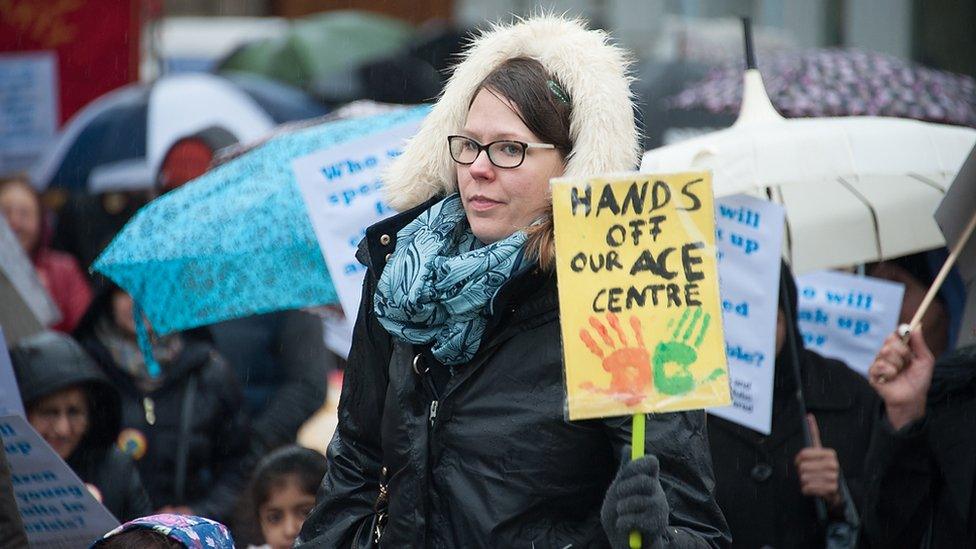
[1, 13, 974, 549]
[1, 166, 333, 547]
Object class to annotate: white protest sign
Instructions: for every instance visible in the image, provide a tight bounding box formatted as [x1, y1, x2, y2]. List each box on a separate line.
[707, 195, 784, 434]
[0, 52, 58, 174]
[2, 414, 119, 548]
[0, 328, 25, 417]
[295, 118, 423, 358]
[797, 270, 904, 377]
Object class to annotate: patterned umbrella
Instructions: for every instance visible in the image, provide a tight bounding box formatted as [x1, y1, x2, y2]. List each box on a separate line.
[670, 48, 976, 127]
[93, 106, 428, 336]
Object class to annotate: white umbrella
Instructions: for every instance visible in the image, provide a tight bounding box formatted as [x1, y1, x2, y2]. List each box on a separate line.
[641, 65, 976, 274]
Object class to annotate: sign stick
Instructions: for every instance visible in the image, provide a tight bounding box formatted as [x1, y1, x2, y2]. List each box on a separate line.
[907, 208, 976, 333]
[629, 412, 645, 549]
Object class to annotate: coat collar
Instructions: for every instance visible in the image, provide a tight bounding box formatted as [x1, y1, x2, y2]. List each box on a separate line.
[357, 195, 442, 273]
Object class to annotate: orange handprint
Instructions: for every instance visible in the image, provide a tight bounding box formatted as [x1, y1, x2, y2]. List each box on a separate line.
[578, 313, 652, 407]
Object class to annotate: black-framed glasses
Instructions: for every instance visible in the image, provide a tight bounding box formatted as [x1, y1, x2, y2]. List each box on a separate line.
[447, 135, 556, 169]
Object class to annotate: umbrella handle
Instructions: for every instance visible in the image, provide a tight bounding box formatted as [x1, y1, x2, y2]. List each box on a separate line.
[134, 303, 162, 378]
[741, 17, 757, 70]
[906, 208, 976, 334]
[778, 268, 829, 524]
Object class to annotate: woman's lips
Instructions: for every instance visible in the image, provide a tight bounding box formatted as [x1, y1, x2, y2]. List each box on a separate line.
[467, 196, 503, 212]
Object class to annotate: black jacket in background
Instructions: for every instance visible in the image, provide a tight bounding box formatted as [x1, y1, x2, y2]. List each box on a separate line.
[74, 292, 251, 523]
[297, 198, 730, 548]
[209, 309, 330, 452]
[10, 331, 151, 522]
[862, 344, 976, 548]
[708, 349, 877, 548]
[707, 262, 878, 548]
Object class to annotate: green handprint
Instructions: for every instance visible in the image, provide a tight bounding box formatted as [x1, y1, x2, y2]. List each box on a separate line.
[652, 308, 714, 396]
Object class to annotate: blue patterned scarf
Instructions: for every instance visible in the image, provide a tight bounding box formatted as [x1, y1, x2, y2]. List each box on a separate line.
[374, 194, 527, 365]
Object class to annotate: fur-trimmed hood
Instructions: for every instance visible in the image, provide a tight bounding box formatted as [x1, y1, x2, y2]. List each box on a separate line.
[384, 15, 640, 211]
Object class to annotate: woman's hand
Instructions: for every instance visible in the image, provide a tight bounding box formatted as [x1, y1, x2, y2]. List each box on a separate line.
[601, 450, 669, 549]
[868, 328, 935, 430]
[794, 414, 843, 510]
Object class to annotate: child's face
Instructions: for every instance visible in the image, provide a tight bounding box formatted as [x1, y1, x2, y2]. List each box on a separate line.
[258, 478, 316, 549]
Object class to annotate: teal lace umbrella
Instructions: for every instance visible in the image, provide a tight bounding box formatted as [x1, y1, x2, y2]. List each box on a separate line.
[94, 106, 429, 340]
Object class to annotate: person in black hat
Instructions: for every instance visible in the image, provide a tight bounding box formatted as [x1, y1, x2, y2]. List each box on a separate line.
[10, 330, 151, 521]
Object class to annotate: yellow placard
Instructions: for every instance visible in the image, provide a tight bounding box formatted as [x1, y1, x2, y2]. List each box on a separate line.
[552, 172, 731, 420]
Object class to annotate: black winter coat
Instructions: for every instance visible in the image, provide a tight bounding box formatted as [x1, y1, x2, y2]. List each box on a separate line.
[707, 349, 878, 548]
[80, 336, 250, 522]
[297, 200, 730, 548]
[862, 344, 976, 548]
[70, 446, 152, 522]
[74, 291, 251, 523]
[209, 310, 330, 452]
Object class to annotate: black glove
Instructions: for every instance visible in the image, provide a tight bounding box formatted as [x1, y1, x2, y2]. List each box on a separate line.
[601, 450, 670, 549]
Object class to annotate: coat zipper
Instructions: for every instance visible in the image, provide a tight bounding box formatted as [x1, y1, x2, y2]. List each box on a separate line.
[429, 400, 439, 427]
[143, 397, 156, 425]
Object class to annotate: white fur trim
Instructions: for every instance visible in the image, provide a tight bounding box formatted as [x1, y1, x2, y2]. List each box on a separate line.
[384, 14, 639, 210]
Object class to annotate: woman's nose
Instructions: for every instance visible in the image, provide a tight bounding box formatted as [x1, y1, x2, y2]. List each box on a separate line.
[467, 150, 495, 180]
[284, 514, 302, 538]
[53, 414, 72, 436]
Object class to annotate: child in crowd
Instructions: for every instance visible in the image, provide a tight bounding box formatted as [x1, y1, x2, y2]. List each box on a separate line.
[246, 446, 327, 549]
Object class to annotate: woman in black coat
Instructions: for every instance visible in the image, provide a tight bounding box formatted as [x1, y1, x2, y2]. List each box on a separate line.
[296, 15, 729, 549]
[10, 330, 151, 521]
[706, 265, 878, 548]
[74, 284, 250, 523]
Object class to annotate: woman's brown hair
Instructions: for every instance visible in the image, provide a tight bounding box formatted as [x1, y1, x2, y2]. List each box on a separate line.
[472, 57, 572, 271]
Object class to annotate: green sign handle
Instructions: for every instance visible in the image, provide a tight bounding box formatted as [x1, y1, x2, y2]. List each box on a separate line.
[629, 413, 645, 549]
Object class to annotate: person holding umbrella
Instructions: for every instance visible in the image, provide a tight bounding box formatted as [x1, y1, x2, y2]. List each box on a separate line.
[863, 331, 976, 546]
[706, 263, 877, 547]
[296, 15, 729, 548]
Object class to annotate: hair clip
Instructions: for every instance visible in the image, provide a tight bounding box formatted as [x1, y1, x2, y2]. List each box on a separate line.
[547, 80, 571, 105]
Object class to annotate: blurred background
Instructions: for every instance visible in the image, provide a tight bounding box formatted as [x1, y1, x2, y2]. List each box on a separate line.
[2, 3, 974, 544]
[3, 0, 974, 180]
